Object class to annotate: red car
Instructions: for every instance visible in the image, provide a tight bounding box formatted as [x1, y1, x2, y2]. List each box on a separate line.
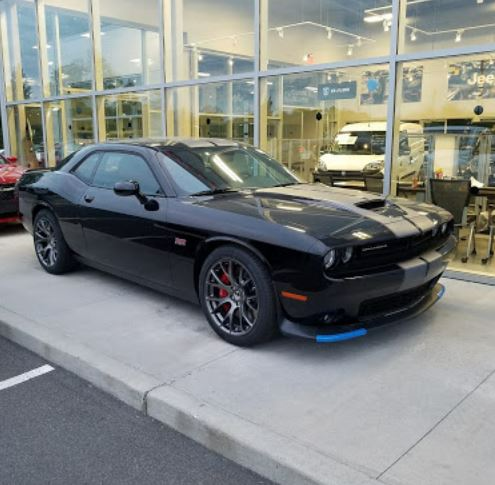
[0, 153, 26, 223]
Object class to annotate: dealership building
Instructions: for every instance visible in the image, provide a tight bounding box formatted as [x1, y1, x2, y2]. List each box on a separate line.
[0, 0, 495, 279]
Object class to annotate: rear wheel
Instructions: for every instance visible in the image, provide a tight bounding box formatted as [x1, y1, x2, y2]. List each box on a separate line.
[33, 209, 76, 274]
[199, 246, 277, 346]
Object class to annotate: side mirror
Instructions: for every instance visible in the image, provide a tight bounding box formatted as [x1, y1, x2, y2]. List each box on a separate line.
[6, 156, 17, 164]
[114, 180, 139, 197]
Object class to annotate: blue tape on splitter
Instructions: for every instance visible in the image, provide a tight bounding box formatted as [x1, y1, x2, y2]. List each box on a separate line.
[437, 284, 445, 299]
[316, 328, 367, 343]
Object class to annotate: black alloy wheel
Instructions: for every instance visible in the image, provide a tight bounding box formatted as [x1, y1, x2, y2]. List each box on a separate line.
[33, 209, 76, 274]
[199, 245, 277, 346]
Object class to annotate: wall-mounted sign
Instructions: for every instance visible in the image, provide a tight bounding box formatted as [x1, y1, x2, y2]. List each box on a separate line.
[318, 81, 357, 100]
[448, 60, 495, 101]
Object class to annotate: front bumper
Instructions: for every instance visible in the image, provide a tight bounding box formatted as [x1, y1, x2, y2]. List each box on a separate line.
[0, 185, 18, 220]
[280, 283, 445, 342]
[277, 234, 456, 342]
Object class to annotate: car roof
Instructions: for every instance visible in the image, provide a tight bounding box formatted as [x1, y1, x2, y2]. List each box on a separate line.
[92, 138, 245, 150]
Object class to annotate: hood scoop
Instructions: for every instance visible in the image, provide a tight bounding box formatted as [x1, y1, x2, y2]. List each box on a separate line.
[355, 198, 387, 211]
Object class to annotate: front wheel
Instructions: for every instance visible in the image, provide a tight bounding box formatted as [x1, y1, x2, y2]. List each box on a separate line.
[199, 246, 277, 346]
[33, 209, 77, 274]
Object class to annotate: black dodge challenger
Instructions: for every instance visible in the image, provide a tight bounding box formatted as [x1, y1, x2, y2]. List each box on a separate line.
[18, 139, 456, 346]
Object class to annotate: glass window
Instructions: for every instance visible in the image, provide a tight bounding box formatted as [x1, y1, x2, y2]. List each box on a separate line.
[45, 97, 94, 166]
[72, 152, 100, 183]
[93, 151, 162, 195]
[0, 0, 41, 100]
[158, 146, 299, 195]
[98, 0, 161, 89]
[169, 0, 255, 80]
[6, 104, 44, 168]
[400, 0, 495, 54]
[260, 65, 390, 187]
[44, 0, 93, 96]
[392, 54, 495, 196]
[168, 81, 254, 144]
[99, 91, 162, 141]
[265, 0, 392, 70]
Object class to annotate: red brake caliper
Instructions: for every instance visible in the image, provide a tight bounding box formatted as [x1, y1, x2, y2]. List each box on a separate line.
[219, 273, 230, 313]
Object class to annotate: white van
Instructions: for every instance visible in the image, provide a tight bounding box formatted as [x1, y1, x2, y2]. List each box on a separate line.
[317, 121, 424, 180]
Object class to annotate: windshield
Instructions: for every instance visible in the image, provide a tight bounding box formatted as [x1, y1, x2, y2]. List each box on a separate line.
[330, 131, 386, 156]
[158, 146, 301, 195]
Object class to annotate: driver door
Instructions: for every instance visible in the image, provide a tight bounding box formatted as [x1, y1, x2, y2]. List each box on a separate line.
[79, 149, 173, 287]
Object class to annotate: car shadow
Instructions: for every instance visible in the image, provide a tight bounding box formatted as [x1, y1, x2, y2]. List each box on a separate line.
[0, 223, 25, 237]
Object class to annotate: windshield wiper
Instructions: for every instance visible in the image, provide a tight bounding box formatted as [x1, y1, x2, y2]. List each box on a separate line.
[189, 187, 239, 196]
[272, 182, 304, 188]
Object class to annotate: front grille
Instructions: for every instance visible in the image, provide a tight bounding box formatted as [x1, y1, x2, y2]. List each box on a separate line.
[0, 184, 16, 201]
[359, 277, 439, 319]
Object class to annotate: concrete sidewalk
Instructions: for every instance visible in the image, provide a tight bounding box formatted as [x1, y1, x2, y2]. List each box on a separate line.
[1, 225, 495, 485]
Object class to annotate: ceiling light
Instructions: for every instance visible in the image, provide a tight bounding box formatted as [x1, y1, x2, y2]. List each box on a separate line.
[410, 29, 417, 41]
[80, 32, 90, 38]
[228, 57, 234, 66]
[347, 44, 353, 56]
[455, 29, 463, 42]
[326, 27, 332, 40]
[198, 53, 204, 61]
[356, 36, 362, 47]
[364, 12, 392, 23]
[477, 0, 484, 4]
[198, 72, 210, 77]
[382, 19, 390, 32]
[276, 27, 284, 38]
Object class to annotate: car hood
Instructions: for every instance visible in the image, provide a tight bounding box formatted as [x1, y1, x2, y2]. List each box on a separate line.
[192, 183, 451, 247]
[0, 164, 25, 184]
[319, 153, 385, 171]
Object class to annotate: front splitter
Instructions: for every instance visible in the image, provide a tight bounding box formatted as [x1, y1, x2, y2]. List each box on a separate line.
[279, 283, 445, 343]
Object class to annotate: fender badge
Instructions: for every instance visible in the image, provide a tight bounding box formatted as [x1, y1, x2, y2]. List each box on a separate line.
[174, 237, 187, 247]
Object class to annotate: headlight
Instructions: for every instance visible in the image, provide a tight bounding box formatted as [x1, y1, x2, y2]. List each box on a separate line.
[323, 249, 337, 269]
[363, 161, 384, 173]
[341, 247, 353, 264]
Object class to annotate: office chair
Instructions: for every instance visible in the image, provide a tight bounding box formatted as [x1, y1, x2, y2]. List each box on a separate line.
[430, 179, 474, 263]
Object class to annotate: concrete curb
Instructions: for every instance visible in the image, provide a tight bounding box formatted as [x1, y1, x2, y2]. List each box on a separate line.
[0, 307, 160, 411]
[0, 305, 379, 485]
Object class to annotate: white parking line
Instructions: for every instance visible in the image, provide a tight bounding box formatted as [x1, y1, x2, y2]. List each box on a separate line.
[0, 364, 54, 391]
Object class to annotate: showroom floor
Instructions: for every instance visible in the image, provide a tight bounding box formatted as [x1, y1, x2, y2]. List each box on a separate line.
[1, 224, 495, 484]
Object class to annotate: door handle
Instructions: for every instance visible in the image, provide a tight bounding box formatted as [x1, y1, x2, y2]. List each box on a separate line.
[84, 194, 95, 203]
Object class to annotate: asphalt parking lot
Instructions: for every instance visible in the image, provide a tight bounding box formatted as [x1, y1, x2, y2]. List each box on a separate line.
[0, 335, 268, 485]
[1, 224, 495, 485]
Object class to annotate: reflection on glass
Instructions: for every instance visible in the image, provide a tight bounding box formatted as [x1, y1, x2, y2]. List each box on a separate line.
[400, 0, 495, 54]
[45, 0, 93, 96]
[100, 91, 162, 140]
[266, 0, 392, 69]
[7, 105, 43, 167]
[393, 55, 495, 203]
[99, 0, 161, 89]
[0, 0, 41, 100]
[168, 81, 254, 144]
[45, 98, 94, 166]
[261, 66, 389, 184]
[171, 0, 255, 80]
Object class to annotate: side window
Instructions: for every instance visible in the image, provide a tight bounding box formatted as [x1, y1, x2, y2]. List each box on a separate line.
[72, 153, 101, 184]
[93, 152, 162, 195]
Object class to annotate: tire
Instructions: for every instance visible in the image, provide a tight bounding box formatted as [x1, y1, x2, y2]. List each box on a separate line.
[199, 245, 277, 346]
[33, 209, 77, 275]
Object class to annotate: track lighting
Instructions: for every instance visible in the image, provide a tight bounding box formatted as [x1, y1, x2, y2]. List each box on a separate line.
[347, 45, 353, 56]
[326, 27, 332, 40]
[410, 29, 417, 42]
[455, 29, 463, 42]
[276, 27, 284, 39]
[228, 57, 234, 67]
